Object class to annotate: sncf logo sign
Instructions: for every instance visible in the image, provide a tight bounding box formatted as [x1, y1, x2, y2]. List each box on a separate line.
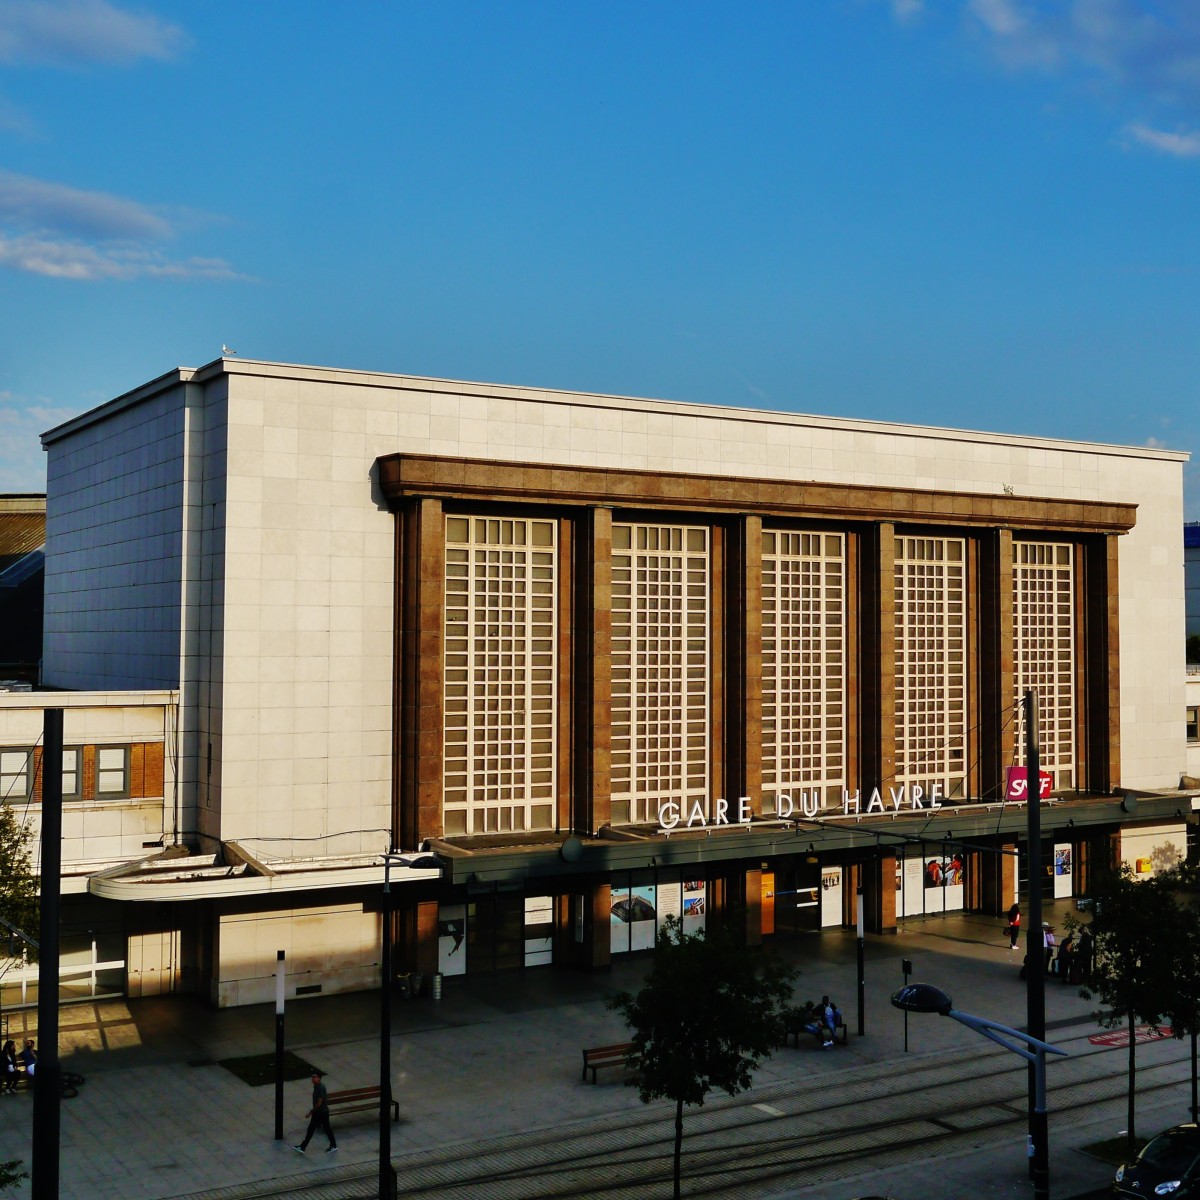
[1004, 766, 1052, 801]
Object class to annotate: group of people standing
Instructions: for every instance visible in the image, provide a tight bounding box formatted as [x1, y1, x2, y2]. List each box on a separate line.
[2, 1038, 36, 1093]
[1006, 904, 1093, 984]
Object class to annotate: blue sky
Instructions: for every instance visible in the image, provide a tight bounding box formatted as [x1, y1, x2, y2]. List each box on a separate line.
[1, 0, 1198, 516]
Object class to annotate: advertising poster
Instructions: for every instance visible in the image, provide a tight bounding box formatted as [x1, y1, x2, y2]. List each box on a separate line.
[682, 880, 706, 933]
[820, 867, 842, 926]
[438, 903, 467, 976]
[610, 884, 631, 955]
[657, 881, 682, 923]
[524, 895, 553, 968]
[1053, 844, 1073, 898]
[630, 885, 657, 951]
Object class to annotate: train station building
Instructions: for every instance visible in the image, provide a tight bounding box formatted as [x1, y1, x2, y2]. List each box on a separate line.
[2, 358, 1194, 1007]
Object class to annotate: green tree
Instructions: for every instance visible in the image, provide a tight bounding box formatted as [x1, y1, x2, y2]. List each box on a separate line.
[606, 915, 796, 1200]
[1076, 865, 1186, 1150]
[0, 798, 38, 981]
[1157, 872, 1200, 1123]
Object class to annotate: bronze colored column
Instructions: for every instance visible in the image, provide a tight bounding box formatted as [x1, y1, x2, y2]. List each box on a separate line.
[574, 508, 612, 834]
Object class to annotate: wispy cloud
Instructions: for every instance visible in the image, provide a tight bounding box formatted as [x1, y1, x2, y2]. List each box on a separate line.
[0, 169, 248, 281]
[1124, 121, 1200, 158]
[0, 0, 187, 67]
[0, 234, 245, 281]
[0, 393, 76, 491]
[0, 169, 171, 239]
[883, 1, 1200, 152]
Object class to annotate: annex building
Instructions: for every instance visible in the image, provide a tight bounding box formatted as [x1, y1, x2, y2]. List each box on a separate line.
[2, 358, 1194, 1008]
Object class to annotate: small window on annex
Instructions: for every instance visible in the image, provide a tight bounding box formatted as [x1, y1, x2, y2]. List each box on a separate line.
[96, 746, 130, 797]
[61, 747, 82, 799]
[0, 747, 33, 800]
[1188, 705, 1199, 744]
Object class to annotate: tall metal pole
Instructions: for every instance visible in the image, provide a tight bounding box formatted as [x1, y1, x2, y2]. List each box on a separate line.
[379, 861, 394, 1200]
[856, 884, 866, 1036]
[274, 950, 285, 1140]
[1024, 689, 1049, 1200]
[32, 708, 63, 1200]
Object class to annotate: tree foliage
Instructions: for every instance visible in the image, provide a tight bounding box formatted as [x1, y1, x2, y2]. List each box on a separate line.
[1076, 865, 1189, 1147]
[0, 799, 38, 970]
[606, 915, 796, 1199]
[0, 1159, 27, 1192]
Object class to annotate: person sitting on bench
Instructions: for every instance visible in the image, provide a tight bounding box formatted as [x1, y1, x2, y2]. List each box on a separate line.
[819, 996, 842, 1047]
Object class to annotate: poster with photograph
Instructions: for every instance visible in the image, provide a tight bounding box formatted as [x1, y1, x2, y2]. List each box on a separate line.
[682, 880, 706, 933]
[610, 884, 631, 954]
[438, 903, 467, 976]
[1054, 843, 1073, 898]
[630, 885, 657, 951]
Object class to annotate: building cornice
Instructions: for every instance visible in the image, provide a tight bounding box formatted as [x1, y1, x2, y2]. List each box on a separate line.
[376, 453, 1138, 534]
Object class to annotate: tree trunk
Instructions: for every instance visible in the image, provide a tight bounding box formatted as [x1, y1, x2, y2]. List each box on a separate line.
[1128, 1008, 1137, 1150]
[674, 1095, 684, 1200]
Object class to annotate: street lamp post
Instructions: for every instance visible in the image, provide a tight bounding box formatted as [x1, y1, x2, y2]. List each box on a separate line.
[379, 853, 406, 1200]
[892, 983, 1067, 1200]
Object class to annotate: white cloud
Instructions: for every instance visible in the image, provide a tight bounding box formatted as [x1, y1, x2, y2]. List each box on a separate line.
[963, 0, 1200, 108]
[0, 393, 76, 491]
[1125, 122, 1200, 158]
[0, 170, 249, 281]
[0, 233, 245, 281]
[888, 0, 924, 23]
[0, 0, 186, 67]
[0, 169, 171, 239]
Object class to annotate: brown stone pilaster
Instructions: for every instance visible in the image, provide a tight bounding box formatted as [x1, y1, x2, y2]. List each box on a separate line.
[979, 529, 1014, 801]
[399, 498, 444, 850]
[725, 516, 763, 812]
[863, 854, 897, 934]
[589, 884, 612, 969]
[1081, 534, 1120, 793]
[859, 523, 895, 792]
[745, 867, 763, 946]
[575, 508, 612, 834]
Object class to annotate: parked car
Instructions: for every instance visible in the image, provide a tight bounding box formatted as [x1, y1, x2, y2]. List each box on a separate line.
[1113, 1124, 1200, 1198]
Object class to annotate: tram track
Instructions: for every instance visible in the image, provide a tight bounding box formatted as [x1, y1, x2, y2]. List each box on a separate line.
[178, 1023, 1187, 1200]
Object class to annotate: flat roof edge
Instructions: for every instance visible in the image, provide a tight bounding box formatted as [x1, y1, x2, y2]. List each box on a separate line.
[41, 357, 1194, 463]
[40, 366, 198, 446]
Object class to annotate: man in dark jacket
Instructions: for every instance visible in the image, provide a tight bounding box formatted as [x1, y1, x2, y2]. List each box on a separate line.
[294, 1072, 337, 1154]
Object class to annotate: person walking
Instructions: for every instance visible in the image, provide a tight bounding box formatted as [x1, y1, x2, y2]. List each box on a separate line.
[1, 1041, 17, 1093]
[1006, 903, 1021, 950]
[294, 1071, 337, 1154]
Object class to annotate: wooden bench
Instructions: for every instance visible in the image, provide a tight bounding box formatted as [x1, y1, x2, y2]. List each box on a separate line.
[581, 1042, 639, 1084]
[325, 1085, 399, 1122]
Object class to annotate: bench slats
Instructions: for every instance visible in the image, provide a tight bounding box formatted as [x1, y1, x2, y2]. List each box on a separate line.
[325, 1085, 399, 1122]
[581, 1042, 639, 1083]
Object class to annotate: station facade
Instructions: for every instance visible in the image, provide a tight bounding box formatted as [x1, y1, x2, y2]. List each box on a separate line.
[11, 359, 1193, 1006]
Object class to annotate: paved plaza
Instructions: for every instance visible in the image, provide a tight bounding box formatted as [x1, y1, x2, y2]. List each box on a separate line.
[0, 903, 1183, 1199]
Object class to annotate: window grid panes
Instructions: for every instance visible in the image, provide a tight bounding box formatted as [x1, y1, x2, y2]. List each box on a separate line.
[62, 747, 80, 798]
[894, 536, 967, 798]
[762, 531, 846, 810]
[1013, 541, 1076, 789]
[443, 516, 557, 836]
[0, 747, 32, 800]
[610, 523, 710, 825]
[96, 746, 129, 795]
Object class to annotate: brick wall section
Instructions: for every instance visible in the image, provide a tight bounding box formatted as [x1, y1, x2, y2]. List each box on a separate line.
[31, 741, 164, 802]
